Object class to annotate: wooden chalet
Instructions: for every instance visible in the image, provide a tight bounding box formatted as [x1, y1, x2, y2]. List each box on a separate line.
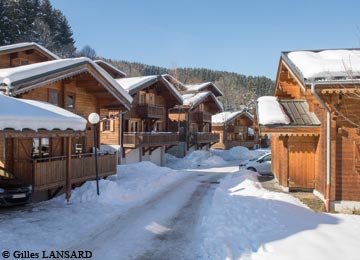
[258, 49, 360, 211]
[0, 42, 59, 68]
[100, 75, 183, 165]
[163, 75, 223, 156]
[211, 110, 258, 149]
[168, 91, 223, 156]
[0, 47, 132, 200]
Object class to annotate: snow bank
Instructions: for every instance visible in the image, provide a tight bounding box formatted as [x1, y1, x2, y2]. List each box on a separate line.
[202, 170, 360, 260]
[166, 150, 227, 169]
[63, 161, 185, 205]
[257, 96, 290, 125]
[211, 146, 266, 161]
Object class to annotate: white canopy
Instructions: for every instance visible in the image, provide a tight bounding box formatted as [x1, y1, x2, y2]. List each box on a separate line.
[0, 93, 87, 131]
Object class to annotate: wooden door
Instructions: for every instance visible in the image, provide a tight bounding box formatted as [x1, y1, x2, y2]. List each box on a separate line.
[288, 142, 315, 189]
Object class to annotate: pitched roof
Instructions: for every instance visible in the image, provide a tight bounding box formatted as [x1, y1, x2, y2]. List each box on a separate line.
[0, 93, 86, 131]
[0, 42, 60, 60]
[94, 60, 127, 78]
[185, 82, 223, 97]
[257, 96, 320, 127]
[116, 75, 183, 103]
[282, 49, 360, 84]
[212, 110, 253, 125]
[182, 91, 223, 112]
[280, 100, 320, 126]
[257, 96, 290, 125]
[0, 57, 133, 110]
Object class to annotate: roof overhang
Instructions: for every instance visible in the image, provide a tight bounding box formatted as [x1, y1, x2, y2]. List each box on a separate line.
[0, 58, 133, 111]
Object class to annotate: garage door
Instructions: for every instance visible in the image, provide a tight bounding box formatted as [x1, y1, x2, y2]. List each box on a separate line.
[288, 142, 315, 189]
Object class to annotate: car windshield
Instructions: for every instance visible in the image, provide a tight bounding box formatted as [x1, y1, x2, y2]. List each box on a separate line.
[257, 153, 271, 162]
[0, 167, 16, 180]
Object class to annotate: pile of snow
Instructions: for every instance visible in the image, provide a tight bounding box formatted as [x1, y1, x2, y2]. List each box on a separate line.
[287, 50, 360, 81]
[61, 161, 185, 205]
[211, 146, 266, 162]
[257, 96, 290, 125]
[166, 150, 227, 169]
[201, 170, 360, 260]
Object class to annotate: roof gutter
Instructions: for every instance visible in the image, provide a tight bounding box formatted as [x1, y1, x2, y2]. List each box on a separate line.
[310, 83, 331, 212]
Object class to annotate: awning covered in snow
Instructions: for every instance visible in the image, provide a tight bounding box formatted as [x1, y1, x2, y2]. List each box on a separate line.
[0, 93, 87, 132]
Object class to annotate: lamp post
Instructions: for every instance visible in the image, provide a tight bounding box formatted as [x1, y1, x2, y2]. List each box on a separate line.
[88, 112, 100, 195]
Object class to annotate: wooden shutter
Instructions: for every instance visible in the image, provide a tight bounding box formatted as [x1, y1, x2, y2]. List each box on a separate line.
[354, 142, 360, 172]
[110, 120, 114, 132]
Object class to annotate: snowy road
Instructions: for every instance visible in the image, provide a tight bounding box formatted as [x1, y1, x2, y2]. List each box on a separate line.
[68, 168, 230, 260]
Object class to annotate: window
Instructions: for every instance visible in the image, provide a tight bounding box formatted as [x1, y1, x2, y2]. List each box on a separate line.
[139, 91, 146, 105]
[129, 120, 139, 132]
[32, 138, 50, 159]
[48, 89, 59, 106]
[66, 93, 75, 109]
[199, 103, 204, 112]
[146, 93, 155, 105]
[104, 119, 111, 131]
[155, 121, 163, 131]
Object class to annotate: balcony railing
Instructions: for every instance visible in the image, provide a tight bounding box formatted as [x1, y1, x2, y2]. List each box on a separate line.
[190, 132, 220, 144]
[13, 153, 116, 191]
[190, 111, 212, 123]
[123, 132, 180, 148]
[137, 104, 164, 119]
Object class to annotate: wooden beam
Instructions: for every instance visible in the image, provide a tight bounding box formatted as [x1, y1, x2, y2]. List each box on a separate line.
[65, 137, 72, 202]
[0, 130, 85, 138]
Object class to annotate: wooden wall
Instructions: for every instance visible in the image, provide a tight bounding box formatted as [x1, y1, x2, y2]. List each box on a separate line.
[19, 76, 102, 153]
[0, 49, 51, 69]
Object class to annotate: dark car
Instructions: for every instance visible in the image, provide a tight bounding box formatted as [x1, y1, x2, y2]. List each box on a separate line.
[0, 167, 32, 206]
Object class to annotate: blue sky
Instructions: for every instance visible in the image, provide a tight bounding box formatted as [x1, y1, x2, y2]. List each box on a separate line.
[51, 0, 360, 79]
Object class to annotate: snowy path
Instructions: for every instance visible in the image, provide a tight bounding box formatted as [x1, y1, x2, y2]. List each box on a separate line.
[68, 169, 228, 260]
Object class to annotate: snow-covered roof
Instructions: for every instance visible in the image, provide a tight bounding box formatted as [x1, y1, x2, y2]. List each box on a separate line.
[257, 96, 290, 125]
[182, 91, 223, 111]
[116, 75, 158, 92]
[284, 49, 360, 82]
[0, 57, 133, 110]
[185, 82, 223, 97]
[0, 42, 60, 60]
[162, 74, 187, 92]
[0, 93, 87, 131]
[212, 110, 253, 124]
[116, 75, 183, 103]
[94, 60, 127, 78]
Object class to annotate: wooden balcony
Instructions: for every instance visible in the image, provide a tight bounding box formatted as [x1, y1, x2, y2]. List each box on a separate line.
[123, 132, 179, 148]
[13, 153, 116, 191]
[190, 111, 212, 123]
[137, 104, 164, 119]
[190, 132, 220, 144]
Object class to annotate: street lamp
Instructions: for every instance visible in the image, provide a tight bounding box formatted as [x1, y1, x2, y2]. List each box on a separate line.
[88, 112, 100, 195]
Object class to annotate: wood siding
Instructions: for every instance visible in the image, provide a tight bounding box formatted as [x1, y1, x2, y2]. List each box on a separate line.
[0, 49, 52, 69]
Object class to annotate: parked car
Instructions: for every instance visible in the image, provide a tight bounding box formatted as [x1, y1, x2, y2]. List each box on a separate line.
[0, 167, 32, 206]
[239, 152, 272, 175]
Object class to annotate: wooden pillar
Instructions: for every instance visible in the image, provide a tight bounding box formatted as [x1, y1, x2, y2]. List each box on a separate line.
[65, 136, 72, 202]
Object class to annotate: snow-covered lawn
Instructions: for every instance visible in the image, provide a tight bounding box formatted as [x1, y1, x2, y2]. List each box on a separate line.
[1, 147, 360, 260]
[202, 169, 360, 260]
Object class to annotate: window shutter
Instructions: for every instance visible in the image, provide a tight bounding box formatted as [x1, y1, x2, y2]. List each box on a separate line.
[100, 121, 104, 132]
[110, 120, 114, 132]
